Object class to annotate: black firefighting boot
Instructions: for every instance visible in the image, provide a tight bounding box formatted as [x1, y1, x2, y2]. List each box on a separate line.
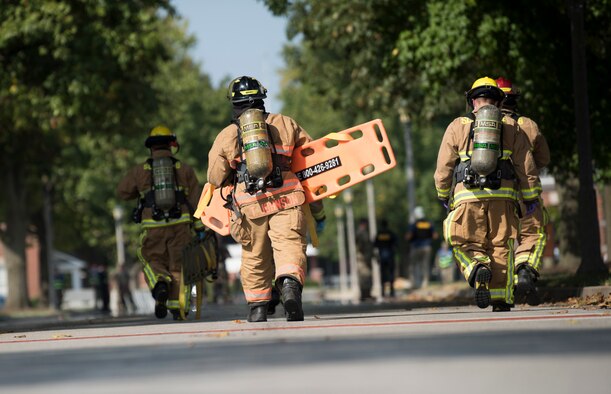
[469, 265, 491, 309]
[247, 302, 268, 322]
[152, 282, 169, 319]
[268, 287, 281, 315]
[492, 302, 513, 312]
[515, 265, 540, 306]
[171, 310, 188, 321]
[279, 277, 304, 321]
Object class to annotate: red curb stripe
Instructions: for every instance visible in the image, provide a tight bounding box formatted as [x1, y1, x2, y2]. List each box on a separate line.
[1, 313, 608, 345]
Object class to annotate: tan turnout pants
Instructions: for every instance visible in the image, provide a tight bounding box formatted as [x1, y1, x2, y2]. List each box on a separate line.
[138, 223, 193, 311]
[515, 199, 548, 272]
[231, 205, 307, 303]
[443, 200, 518, 305]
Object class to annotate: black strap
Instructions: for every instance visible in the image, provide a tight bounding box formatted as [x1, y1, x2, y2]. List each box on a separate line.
[454, 159, 516, 183]
[463, 113, 476, 159]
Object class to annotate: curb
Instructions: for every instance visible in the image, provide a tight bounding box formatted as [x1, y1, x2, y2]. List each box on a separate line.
[538, 285, 611, 302]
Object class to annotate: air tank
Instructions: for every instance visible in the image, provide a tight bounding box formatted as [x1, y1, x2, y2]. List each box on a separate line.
[238, 108, 273, 180]
[151, 156, 176, 210]
[470, 104, 502, 177]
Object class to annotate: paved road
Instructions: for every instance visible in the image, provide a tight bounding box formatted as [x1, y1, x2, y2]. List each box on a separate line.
[1, 303, 610, 394]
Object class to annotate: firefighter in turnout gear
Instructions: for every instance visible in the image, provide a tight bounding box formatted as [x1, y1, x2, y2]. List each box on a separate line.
[497, 77, 550, 305]
[117, 125, 203, 320]
[434, 77, 540, 312]
[206, 76, 325, 322]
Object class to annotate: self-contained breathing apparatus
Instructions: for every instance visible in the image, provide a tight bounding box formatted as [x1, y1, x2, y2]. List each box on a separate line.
[454, 105, 515, 190]
[235, 108, 284, 195]
[132, 157, 190, 223]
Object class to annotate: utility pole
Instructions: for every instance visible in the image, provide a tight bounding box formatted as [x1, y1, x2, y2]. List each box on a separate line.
[343, 189, 360, 301]
[399, 107, 416, 222]
[366, 180, 381, 300]
[112, 205, 127, 316]
[42, 176, 56, 310]
[334, 205, 349, 303]
[568, 0, 607, 275]
[112, 206, 126, 268]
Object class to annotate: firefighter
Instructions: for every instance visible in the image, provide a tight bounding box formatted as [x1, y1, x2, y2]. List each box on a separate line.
[117, 125, 203, 320]
[434, 77, 540, 312]
[206, 76, 325, 322]
[497, 77, 550, 305]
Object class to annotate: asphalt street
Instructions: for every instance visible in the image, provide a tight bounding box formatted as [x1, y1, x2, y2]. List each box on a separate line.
[1, 303, 610, 394]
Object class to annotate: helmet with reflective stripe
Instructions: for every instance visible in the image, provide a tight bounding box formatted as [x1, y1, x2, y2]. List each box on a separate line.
[227, 76, 267, 103]
[465, 76, 505, 102]
[145, 125, 177, 148]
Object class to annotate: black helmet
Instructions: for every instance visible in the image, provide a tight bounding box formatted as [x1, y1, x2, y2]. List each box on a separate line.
[227, 76, 267, 103]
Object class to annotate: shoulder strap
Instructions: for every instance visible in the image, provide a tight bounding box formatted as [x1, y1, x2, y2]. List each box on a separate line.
[233, 121, 248, 167]
[463, 113, 475, 158]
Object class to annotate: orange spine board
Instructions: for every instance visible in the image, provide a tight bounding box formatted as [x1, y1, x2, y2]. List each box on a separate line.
[198, 119, 396, 236]
[199, 184, 231, 236]
[292, 119, 396, 202]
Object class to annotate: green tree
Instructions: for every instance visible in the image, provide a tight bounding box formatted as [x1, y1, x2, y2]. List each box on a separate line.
[46, 10, 231, 296]
[0, 0, 174, 309]
[266, 0, 611, 278]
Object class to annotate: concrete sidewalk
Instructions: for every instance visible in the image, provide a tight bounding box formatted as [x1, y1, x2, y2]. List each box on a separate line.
[1, 283, 609, 334]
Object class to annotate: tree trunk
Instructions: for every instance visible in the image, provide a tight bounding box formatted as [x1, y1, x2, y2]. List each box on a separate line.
[604, 185, 611, 264]
[35, 210, 50, 307]
[555, 175, 580, 273]
[568, 0, 607, 276]
[3, 160, 29, 309]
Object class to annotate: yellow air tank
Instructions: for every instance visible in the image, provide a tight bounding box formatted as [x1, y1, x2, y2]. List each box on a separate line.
[238, 108, 273, 180]
[470, 104, 502, 178]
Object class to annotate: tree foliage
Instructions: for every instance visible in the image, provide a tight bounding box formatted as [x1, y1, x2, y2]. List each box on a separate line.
[266, 0, 611, 273]
[0, 1, 227, 308]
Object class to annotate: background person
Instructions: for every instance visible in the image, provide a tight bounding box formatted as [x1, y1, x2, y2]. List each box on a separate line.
[356, 218, 374, 301]
[405, 206, 438, 289]
[497, 77, 550, 306]
[374, 219, 397, 298]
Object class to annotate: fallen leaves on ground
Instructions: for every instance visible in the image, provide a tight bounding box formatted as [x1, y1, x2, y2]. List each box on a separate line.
[207, 332, 229, 338]
[52, 334, 73, 339]
[566, 293, 611, 309]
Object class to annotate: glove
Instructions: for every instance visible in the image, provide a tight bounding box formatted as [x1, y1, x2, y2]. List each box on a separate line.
[310, 202, 326, 234]
[438, 198, 449, 210]
[315, 217, 326, 234]
[524, 200, 538, 216]
[195, 229, 207, 240]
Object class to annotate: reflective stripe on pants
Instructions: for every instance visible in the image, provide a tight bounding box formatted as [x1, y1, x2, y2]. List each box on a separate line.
[443, 200, 518, 304]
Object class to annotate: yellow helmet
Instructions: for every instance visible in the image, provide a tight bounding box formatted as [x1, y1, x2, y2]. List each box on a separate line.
[465, 76, 505, 102]
[145, 125, 177, 148]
